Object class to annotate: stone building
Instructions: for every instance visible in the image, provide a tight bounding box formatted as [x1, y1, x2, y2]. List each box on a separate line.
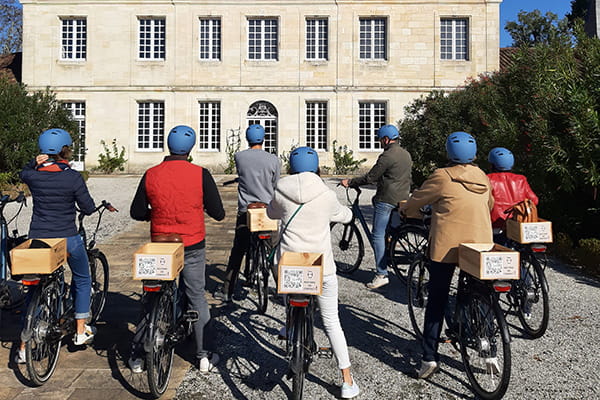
[21, 0, 501, 172]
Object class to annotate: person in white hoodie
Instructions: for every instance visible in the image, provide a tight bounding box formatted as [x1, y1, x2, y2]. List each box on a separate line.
[267, 146, 360, 399]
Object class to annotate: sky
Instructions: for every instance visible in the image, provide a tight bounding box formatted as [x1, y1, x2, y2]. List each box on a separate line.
[500, 0, 573, 47]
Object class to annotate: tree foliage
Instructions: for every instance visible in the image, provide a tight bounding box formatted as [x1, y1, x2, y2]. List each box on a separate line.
[0, 0, 22, 54]
[398, 25, 600, 240]
[0, 77, 78, 182]
[566, 0, 589, 26]
[505, 10, 572, 47]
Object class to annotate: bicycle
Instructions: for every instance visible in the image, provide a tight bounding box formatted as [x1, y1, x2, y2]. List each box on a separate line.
[19, 200, 115, 386]
[0, 191, 27, 312]
[330, 186, 428, 279]
[407, 254, 513, 400]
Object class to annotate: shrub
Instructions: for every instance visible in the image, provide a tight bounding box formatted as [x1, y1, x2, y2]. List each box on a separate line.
[332, 140, 367, 175]
[224, 129, 241, 174]
[95, 139, 127, 174]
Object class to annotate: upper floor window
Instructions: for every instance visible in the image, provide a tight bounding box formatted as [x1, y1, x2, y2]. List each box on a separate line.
[359, 18, 386, 60]
[61, 18, 86, 60]
[306, 18, 328, 61]
[248, 18, 278, 60]
[137, 102, 165, 151]
[199, 18, 221, 60]
[306, 101, 328, 151]
[198, 101, 221, 151]
[441, 18, 469, 60]
[139, 18, 166, 60]
[358, 101, 386, 150]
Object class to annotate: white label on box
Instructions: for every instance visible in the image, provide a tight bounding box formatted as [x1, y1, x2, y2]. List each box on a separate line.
[135, 255, 171, 278]
[483, 253, 517, 278]
[280, 266, 321, 293]
[484, 255, 504, 276]
[522, 223, 551, 242]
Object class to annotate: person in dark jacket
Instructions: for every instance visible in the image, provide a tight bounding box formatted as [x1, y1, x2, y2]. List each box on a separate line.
[341, 124, 412, 289]
[129, 125, 225, 373]
[17, 128, 98, 364]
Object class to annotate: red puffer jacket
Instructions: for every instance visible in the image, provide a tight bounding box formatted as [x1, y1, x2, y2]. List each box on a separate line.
[487, 172, 538, 229]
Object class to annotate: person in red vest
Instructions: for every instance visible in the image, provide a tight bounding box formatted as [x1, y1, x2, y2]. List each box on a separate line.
[129, 125, 225, 373]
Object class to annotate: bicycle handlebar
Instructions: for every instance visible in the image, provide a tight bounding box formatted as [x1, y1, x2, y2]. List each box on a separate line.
[0, 191, 26, 207]
[78, 200, 118, 222]
[222, 177, 240, 186]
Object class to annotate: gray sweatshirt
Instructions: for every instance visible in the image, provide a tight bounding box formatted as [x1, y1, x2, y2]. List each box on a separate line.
[236, 148, 281, 212]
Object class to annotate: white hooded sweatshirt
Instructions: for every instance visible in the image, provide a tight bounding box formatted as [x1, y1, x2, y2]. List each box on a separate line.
[267, 172, 352, 276]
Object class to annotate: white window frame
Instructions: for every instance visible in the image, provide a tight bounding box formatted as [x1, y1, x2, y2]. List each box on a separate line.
[62, 102, 86, 168]
[137, 102, 165, 151]
[306, 18, 328, 61]
[138, 17, 166, 60]
[60, 17, 87, 60]
[359, 18, 387, 60]
[247, 18, 279, 61]
[306, 101, 328, 151]
[198, 101, 221, 151]
[358, 102, 387, 150]
[199, 18, 221, 61]
[440, 18, 469, 61]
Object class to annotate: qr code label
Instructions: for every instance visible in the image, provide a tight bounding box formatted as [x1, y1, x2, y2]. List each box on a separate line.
[136, 255, 170, 278]
[484, 255, 504, 276]
[523, 224, 551, 242]
[282, 268, 303, 290]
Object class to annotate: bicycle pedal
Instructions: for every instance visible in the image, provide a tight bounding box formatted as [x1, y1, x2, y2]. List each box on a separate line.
[317, 347, 333, 359]
[183, 310, 199, 323]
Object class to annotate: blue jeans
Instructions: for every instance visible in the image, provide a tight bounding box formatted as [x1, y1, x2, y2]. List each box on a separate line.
[372, 200, 396, 277]
[67, 235, 91, 320]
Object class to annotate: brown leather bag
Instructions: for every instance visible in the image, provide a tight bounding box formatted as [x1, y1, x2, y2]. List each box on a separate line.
[505, 199, 538, 223]
[151, 233, 183, 243]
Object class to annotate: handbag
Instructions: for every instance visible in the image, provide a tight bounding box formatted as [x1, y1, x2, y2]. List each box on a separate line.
[266, 204, 304, 263]
[504, 199, 538, 223]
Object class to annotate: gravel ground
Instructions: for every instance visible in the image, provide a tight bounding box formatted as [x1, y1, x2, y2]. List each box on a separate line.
[5, 176, 600, 399]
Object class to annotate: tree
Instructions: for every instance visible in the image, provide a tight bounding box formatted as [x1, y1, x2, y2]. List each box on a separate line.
[505, 10, 572, 47]
[566, 0, 589, 26]
[0, 0, 22, 54]
[0, 77, 78, 183]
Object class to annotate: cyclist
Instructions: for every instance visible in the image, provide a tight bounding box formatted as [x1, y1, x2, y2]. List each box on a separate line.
[341, 124, 412, 289]
[267, 147, 360, 399]
[487, 147, 538, 244]
[400, 131, 494, 379]
[214, 124, 280, 303]
[129, 125, 225, 373]
[17, 128, 98, 363]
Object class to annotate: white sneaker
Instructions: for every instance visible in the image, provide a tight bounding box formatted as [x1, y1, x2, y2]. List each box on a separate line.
[341, 378, 360, 399]
[74, 324, 97, 345]
[14, 347, 26, 364]
[417, 360, 439, 379]
[128, 357, 144, 373]
[485, 357, 501, 374]
[366, 274, 389, 289]
[198, 353, 220, 373]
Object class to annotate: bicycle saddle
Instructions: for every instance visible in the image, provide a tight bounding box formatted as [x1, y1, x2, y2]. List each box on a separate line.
[151, 233, 183, 243]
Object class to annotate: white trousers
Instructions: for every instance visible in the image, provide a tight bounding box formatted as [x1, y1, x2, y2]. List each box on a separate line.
[317, 274, 351, 369]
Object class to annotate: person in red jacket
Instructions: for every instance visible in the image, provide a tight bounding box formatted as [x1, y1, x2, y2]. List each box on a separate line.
[129, 125, 225, 373]
[487, 147, 538, 240]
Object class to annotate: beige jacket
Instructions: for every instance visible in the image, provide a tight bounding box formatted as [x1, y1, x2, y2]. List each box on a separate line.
[405, 164, 494, 264]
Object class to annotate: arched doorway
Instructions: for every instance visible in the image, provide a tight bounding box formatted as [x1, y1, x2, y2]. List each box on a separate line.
[247, 101, 278, 154]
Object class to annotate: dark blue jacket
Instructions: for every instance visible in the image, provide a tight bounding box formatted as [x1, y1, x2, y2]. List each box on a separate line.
[20, 160, 95, 239]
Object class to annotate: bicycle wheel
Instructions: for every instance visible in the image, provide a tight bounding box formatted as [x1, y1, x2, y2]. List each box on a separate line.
[25, 282, 62, 386]
[515, 252, 550, 339]
[89, 251, 109, 324]
[255, 241, 269, 314]
[330, 222, 364, 274]
[146, 291, 175, 399]
[458, 291, 511, 400]
[407, 255, 429, 339]
[290, 307, 307, 400]
[389, 225, 428, 279]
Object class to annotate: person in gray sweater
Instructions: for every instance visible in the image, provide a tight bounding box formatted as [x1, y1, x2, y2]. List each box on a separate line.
[215, 124, 280, 302]
[341, 124, 412, 289]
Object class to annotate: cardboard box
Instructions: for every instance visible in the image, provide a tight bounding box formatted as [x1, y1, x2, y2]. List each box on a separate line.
[247, 207, 279, 232]
[277, 252, 324, 295]
[133, 242, 184, 280]
[506, 218, 553, 244]
[10, 238, 67, 275]
[458, 243, 520, 280]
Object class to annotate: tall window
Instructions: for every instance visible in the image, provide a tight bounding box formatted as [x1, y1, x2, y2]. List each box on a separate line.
[198, 102, 221, 150]
[139, 18, 166, 60]
[306, 18, 328, 61]
[359, 18, 386, 60]
[358, 102, 386, 150]
[248, 18, 278, 60]
[306, 102, 327, 151]
[440, 18, 469, 60]
[199, 18, 221, 60]
[62, 102, 86, 163]
[60, 18, 86, 60]
[137, 102, 165, 150]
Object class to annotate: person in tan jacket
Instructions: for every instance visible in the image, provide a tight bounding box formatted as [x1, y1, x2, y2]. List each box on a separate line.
[400, 131, 494, 379]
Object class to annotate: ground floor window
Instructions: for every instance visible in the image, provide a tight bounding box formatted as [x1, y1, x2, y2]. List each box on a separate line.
[306, 101, 327, 151]
[137, 101, 165, 151]
[358, 101, 386, 150]
[62, 101, 86, 170]
[247, 101, 278, 154]
[198, 101, 221, 151]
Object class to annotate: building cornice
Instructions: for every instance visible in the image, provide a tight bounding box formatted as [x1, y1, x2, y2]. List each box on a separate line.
[27, 85, 460, 92]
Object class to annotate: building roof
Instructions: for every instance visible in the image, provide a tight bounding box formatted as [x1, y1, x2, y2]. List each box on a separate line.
[499, 47, 518, 72]
[0, 52, 22, 83]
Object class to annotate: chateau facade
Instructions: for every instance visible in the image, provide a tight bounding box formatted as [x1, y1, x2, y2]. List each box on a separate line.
[21, 0, 501, 172]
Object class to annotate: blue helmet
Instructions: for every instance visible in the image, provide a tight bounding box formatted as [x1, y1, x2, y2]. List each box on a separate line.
[446, 131, 477, 164]
[167, 125, 196, 155]
[246, 124, 265, 144]
[289, 146, 319, 174]
[377, 124, 400, 140]
[488, 147, 514, 171]
[38, 128, 72, 154]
